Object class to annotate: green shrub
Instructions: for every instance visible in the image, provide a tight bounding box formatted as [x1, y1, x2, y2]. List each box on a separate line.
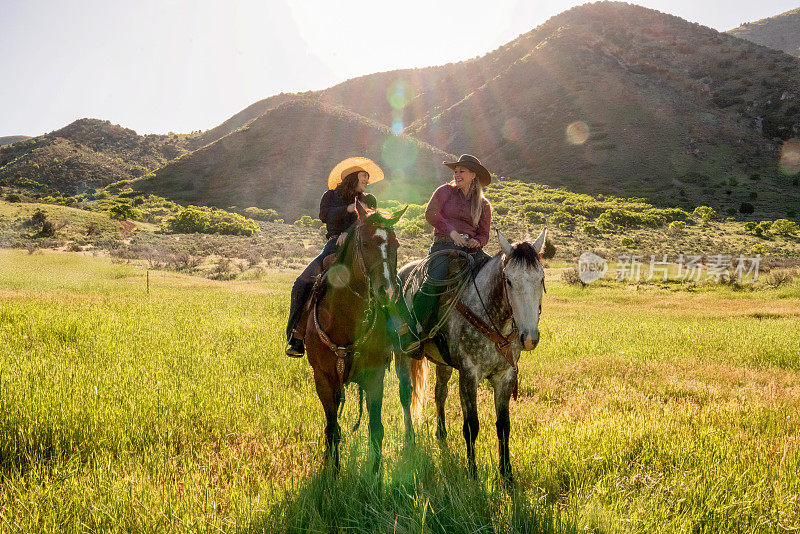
[770, 219, 799, 236]
[692, 206, 717, 222]
[550, 211, 582, 229]
[4, 193, 21, 202]
[165, 207, 259, 236]
[30, 208, 47, 227]
[243, 207, 279, 221]
[668, 221, 686, 232]
[541, 239, 556, 259]
[583, 223, 603, 236]
[108, 203, 137, 221]
[744, 222, 758, 232]
[294, 215, 322, 228]
[620, 236, 635, 247]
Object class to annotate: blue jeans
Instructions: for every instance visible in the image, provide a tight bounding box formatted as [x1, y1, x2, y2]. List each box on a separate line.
[413, 242, 491, 333]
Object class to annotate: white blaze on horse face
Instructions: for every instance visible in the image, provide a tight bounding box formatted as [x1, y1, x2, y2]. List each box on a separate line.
[504, 260, 544, 351]
[374, 229, 394, 297]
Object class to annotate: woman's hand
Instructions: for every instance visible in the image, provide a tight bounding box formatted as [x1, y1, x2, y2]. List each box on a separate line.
[346, 202, 357, 213]
[466, 238, 480, 249]
[450, 230, 468, 247]
[336, 232, 348, 246]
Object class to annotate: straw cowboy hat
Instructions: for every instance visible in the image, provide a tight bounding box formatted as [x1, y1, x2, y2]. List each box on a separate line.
[443, 154, 492, 186]
[328, 157, 385, 190]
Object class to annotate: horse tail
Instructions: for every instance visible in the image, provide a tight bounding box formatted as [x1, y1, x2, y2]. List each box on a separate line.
[410, 357, 429, 421]
[351, 385, 364, 432]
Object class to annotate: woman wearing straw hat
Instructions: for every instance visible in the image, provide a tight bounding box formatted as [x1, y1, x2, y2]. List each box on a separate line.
[398, 154, 493, 352]
[285, 157, 383, 357]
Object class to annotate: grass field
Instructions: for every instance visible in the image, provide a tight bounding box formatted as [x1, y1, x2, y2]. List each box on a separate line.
[1, 250, 799, 532]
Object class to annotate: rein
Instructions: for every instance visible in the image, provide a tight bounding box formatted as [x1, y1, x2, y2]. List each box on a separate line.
[459, 265, 518, 370]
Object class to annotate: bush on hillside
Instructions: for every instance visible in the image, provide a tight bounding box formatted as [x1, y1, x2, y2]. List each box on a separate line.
[692, 206, 717, 222]
[243, 207, 279, 222]
[165, 207, 259, 236]
[108, 203, 137, 221]
[541, 239, 556, 259]
[770, 219, 799, 236]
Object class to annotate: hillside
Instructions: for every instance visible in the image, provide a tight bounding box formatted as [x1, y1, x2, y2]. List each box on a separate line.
[0, 119, 198, 195]
[404, 2, 800, 216]
[0, 136, 30, 147]
[192, 93, 301, 147]
[132, 99, 455, 220]
[189, 2, 800, 219]
[728, 7, 800, 57]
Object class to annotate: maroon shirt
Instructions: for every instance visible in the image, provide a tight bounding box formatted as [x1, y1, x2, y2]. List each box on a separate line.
[425, 183, 492, 247]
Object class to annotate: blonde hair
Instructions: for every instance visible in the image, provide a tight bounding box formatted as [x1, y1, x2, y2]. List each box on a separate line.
[468, 178, 485, 227]
[450, 173, 486, 227]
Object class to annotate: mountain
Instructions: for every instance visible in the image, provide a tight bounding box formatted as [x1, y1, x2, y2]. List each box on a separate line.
[132, 99, 454, 220]
[7, 1, 800, 219]
[192, 93, 301, 147]
[402, 2, 800, 213]
[0, 119, 198, 195]
[0, 136, 30, 147]
[728, 7, 800, 57]
[192, 2, 799, 218]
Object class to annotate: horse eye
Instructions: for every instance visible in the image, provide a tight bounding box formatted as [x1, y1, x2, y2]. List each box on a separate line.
[506, 279, 513, 288]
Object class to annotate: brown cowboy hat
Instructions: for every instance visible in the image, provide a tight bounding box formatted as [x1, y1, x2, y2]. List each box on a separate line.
[327, 157, 385, 190]
[443, 154, 491, 186]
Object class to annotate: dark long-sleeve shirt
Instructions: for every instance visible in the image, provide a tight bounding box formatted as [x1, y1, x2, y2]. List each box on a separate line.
[319, 189, 377, 239]
[425, 183, 492, 247]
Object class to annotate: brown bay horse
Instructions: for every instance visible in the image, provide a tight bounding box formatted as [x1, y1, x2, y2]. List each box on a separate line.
[304, 202, 406, 473]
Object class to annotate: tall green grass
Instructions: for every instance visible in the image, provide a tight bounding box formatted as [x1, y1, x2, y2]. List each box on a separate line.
[0, 250, 798, 532]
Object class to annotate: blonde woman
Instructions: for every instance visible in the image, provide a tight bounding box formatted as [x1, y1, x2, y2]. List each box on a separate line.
[399, 154, 493, 350]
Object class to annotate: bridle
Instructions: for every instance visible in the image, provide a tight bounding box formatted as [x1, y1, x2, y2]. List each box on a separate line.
[455, 253, 545, 400]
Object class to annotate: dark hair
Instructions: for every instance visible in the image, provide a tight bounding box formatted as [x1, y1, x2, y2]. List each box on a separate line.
[336, 171, 366, 203]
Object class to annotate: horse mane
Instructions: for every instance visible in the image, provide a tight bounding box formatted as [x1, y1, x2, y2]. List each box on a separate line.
[507, 241, 540, 267]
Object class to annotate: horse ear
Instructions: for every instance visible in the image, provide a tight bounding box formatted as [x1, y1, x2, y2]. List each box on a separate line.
[355, 200, 368, 220]
[385, 205, 408, 228]
[532, 227, 547, 255]
[497, 229, 513, 256]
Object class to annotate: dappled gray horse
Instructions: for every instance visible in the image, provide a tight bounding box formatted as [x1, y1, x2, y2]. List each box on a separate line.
[395, 229, 547, 482]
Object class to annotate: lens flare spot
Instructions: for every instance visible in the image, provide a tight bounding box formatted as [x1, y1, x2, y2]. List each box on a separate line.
[502, 117, 526, 142]
[387, 80, 411, 110]
[381, 134, 419, 171]
[392, 121, 404, 134]
[566, 121, 589, 145]
[328, 264, 351, 289]
[780, 139, 800, 175]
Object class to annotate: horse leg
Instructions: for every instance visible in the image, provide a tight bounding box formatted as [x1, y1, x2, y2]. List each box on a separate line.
[435, 364, 453, 443]
[458, 368, 480, 477]
[491, 369, 516, 484]
[394, 353, 415, 444]
[364, 369, 386, 475]
[313, 371, 342, 472]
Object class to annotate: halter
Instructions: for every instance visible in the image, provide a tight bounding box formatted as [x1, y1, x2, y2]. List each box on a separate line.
[456, 253, 546, 400]
[313, 222, 395, 382]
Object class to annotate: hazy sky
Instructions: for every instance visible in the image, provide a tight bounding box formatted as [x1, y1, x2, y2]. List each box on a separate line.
[1, 0, 797, 137]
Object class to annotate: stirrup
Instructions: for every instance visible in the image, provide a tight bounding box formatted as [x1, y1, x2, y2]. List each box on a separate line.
[285, 338, 305, 358]
[396, 323, 421, 353]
